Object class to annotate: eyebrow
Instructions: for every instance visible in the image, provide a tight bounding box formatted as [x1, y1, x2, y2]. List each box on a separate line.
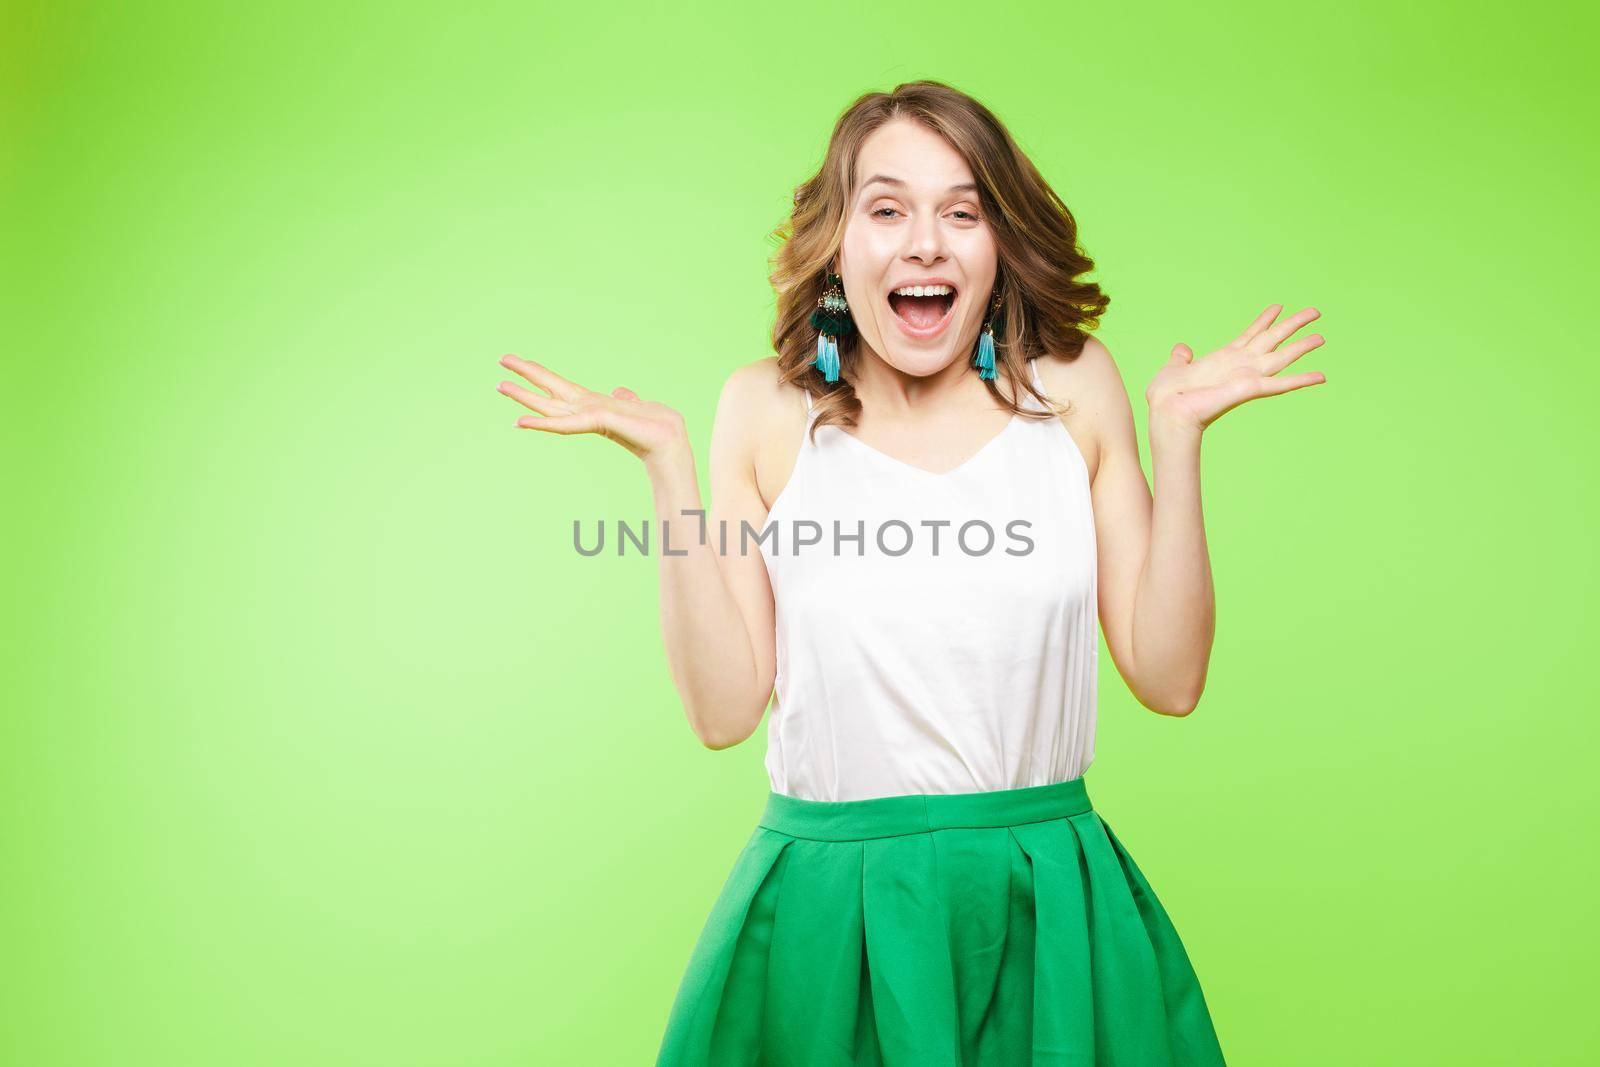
[860, 174, 979, 195]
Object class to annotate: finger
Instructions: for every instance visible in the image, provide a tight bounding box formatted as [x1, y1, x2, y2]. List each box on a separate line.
[1260, 370, 1327, 396]
[1263, 333, 1325, 375]
[497, 380, 568, 416]
[1170, 343, 1194, 364]
[499, 353, 582, 400]
[1256, 307, 1321, 352]
[612, 386, 639, 401]
[515, 411, 606, 435]
[1229, 305, 1282, 347]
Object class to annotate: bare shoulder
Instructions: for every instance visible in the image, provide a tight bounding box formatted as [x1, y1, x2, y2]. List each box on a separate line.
[1034, 335, 1129, 418]
[714, 357, 810, 512]
[1030, 335, 1129, 483]
[717, 356, 809, 433]
[713, 357, 786, 439]
[717, 355, 777, 412]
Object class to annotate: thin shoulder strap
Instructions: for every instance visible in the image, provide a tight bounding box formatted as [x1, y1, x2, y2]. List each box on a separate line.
[801, 387, 819, 425]
[1018, 358, 1048, 411]
[794, 387, 820, 457]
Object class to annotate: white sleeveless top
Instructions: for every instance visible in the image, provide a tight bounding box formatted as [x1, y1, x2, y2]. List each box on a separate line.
[759, 358, 1099, 802]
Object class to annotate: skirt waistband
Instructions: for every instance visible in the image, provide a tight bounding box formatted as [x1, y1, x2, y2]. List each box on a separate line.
[759, 777, 1093, 841]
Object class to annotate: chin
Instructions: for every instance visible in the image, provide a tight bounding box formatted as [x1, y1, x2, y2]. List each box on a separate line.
[874, 342, 960, 378]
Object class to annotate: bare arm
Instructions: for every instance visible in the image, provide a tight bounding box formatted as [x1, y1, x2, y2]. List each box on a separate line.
[1079, 305, 1327, 716]
[1075, 337, 1212, 715]
[648, 364, 780, 748]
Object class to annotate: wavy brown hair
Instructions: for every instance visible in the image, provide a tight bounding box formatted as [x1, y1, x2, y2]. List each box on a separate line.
[769, 79, 1109, 440]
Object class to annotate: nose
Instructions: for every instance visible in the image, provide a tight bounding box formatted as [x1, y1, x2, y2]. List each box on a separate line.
[902, 208, 947, 264]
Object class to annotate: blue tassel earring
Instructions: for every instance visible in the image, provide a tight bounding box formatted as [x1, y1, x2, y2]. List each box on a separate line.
[808, 271, 854, 383]
[972, 288, 1004, 380]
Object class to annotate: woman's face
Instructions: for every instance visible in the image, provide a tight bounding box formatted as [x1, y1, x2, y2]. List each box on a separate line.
[837, 118, 998, 379]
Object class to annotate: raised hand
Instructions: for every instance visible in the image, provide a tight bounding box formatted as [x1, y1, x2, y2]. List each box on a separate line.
[1144, 305, 1328, 433]
[496, 354, 688, 465]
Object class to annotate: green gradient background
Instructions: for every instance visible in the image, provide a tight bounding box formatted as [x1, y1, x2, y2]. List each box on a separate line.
[5, 1, 1596, 1063]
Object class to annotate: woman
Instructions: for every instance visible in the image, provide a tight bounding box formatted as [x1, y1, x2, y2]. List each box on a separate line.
[497, 80, 1324, 1065]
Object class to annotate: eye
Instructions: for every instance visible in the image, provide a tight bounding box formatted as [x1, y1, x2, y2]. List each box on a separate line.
[870, 206, 980, 221]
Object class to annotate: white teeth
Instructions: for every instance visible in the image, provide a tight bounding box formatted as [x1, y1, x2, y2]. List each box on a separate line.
[890, 284, 954, 297]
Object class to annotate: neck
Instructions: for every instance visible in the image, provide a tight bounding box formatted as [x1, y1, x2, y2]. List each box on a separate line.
[851, 346, 1011, 419]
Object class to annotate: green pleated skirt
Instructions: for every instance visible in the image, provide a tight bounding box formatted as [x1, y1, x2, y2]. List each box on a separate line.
[656, 776, 1226, 1066]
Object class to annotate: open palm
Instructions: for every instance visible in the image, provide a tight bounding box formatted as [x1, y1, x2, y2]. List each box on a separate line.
[1146, 305, 1327, 432]
[495, 354, 686, 464]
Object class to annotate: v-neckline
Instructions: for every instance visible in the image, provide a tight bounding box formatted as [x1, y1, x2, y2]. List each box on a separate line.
[829, 412, 1024, 478]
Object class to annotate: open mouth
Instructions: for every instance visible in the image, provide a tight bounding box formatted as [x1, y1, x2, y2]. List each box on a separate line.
[887, 288, 957, 330]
